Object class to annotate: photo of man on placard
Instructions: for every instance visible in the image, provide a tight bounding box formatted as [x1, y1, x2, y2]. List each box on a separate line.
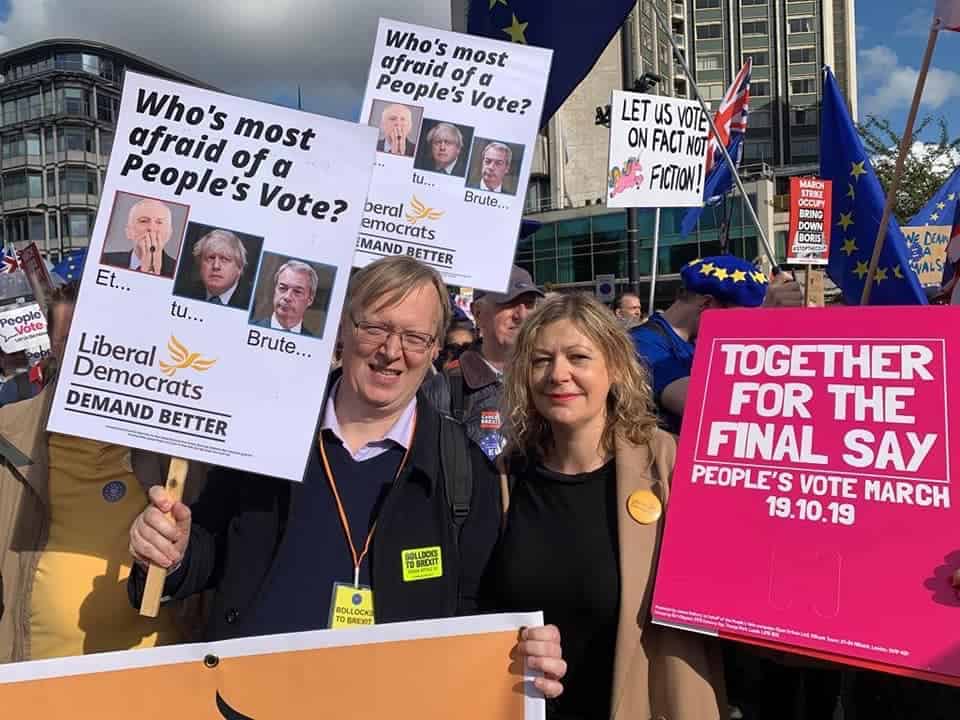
[413, 119, 474, 178]
[369, 100, 423, 158]
[249, 253, 336, 338]
[100, 192, 188, 278]
[173, 224, 264, 310]
[465, 138, 524, 196]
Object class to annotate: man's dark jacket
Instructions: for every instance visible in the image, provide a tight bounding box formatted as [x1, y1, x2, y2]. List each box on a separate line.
[128, 388, 500, 640]
[181, 276, 253, 310]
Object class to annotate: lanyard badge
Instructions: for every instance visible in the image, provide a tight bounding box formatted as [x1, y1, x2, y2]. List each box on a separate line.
[318, 413, 416, 629]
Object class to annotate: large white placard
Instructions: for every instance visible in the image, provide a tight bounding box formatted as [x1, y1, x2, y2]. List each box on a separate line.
[607, 90, 710, 209]
[357, 19, 552, 293]
[47, 72, 377, 482]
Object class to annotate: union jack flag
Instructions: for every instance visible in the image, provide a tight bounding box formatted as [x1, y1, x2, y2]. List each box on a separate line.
[680, 60, 753, 237]
[1, 245, 19, 273]
[704, 59, 752, 177]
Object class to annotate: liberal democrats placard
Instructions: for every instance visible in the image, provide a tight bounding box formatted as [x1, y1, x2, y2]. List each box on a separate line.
[47, 72, 377, 482]
[357, 19, 552, 293]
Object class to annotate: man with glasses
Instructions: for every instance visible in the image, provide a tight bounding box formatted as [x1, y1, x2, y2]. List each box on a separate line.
[127, 256, 566, 698]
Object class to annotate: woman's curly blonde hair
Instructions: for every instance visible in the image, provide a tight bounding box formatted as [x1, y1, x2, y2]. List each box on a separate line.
[501, 293, 660, 460]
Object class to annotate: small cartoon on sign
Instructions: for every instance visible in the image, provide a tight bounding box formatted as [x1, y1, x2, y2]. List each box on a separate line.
[609, 157, 644, 199]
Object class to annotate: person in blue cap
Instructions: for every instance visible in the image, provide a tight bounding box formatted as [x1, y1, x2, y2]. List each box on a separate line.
[630, 256, 802, 434]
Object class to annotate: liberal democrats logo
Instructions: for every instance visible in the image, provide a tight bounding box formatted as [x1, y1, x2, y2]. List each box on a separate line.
[405, 195, 444, 225]
[159, 336, 217, 377]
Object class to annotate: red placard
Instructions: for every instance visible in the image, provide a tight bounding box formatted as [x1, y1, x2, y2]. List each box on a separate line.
[653, 306, 960, 685]
[787, 176, 832, 265]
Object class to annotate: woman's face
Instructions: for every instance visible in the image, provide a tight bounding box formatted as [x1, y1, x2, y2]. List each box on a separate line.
[529, 319, 612, 433]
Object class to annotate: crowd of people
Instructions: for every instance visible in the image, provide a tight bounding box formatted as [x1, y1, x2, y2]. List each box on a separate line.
[0, 248, 957, 719]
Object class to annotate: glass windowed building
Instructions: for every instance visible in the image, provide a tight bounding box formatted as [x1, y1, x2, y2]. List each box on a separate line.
[517, 190, 769, 305]
[0, 40, 210, 260]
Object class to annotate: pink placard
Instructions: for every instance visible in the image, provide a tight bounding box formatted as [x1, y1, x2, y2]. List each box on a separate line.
[652, 306, 960, 684]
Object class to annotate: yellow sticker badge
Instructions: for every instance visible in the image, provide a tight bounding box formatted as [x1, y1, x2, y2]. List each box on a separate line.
[401, 546, 443, 582]
[328, 583, 374, 629]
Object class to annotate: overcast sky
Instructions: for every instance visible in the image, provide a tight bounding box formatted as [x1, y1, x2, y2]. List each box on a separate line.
[0, 0, 452, 121]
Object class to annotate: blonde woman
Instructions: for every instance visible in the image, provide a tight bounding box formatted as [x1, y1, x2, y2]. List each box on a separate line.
[482, 294, 724, 719]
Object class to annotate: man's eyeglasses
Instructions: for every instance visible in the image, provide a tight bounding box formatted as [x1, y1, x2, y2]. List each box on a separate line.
[351, 317, 436, 353]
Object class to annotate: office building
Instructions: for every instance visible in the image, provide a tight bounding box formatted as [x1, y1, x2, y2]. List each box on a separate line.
[0, 39, 209, 261]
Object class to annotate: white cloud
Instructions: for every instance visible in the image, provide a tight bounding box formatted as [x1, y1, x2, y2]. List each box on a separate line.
[0, 1, 452, 119]
[859, 45, 960, 116]
[875, 141, 960, 175]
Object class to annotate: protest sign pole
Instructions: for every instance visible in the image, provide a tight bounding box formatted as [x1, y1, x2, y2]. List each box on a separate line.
[648, 207, 661, 312]
[139, 457, 188, 617]
[647, 0, 777, 270]
[620, 15, 640, 295]
[861, 23, 940, 304]
[805, 264, 813, 306]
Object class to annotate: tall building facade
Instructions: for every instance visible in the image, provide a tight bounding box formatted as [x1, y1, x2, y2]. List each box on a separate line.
[683, 0, 857, 169]
[519, 0, 857, 304]
[0, 40, 209, 261]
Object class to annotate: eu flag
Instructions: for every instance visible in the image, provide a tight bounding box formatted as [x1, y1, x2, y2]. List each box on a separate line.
[820, 68, 927, 305]
[904, 166, 960, 291]
[679, 134, 743, 237]
[52, 248, 87, 283]
[467, 0, 635, 127]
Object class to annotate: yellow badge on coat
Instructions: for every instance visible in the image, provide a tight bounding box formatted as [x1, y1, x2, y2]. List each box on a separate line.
[401, 546, 443, 582]
[627, 489, 662, 524]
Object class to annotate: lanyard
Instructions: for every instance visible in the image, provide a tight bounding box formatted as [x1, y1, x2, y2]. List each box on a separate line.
[317, 414, 416, 588]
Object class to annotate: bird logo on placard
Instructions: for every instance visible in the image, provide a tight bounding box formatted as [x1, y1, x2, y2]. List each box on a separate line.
[405, 196, 444, 225]
[159, 336, 217, 377]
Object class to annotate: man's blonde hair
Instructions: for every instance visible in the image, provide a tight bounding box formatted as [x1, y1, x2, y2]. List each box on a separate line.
[345, 256, 450, 338]
[502, 293, 660, 459]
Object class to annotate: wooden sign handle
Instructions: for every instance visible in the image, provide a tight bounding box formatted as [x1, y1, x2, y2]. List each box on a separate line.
[139, 457, 189, 617]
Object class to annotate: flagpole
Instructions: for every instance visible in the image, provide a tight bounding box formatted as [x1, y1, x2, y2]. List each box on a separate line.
[648, 207, 661, 313]
[861, 22, 940, 304]
[648, 0, 778, 270]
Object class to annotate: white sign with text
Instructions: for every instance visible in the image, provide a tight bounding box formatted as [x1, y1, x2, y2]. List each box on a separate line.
[47, 72, 377, 482]
[357, 18, 552, 293]
[607, 90, 710, 209]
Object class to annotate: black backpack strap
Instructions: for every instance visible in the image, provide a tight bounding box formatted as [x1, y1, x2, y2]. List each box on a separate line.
[439, 414, 473, 535]
[447, 370, 466, 423]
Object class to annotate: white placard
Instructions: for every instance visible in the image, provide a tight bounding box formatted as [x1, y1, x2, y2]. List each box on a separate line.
[357, 18, 552, 293]
[607, 90, 710, 209]
[0, 301, 47, 353]
[46, 72, 377, 482]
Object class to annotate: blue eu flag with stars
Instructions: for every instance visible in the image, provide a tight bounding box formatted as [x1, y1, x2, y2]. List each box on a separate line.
[820, 68, 927, 305]
[52, 248, 87, 283]
[467, 0, 635, 127]
[905, 166, 960, 289]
